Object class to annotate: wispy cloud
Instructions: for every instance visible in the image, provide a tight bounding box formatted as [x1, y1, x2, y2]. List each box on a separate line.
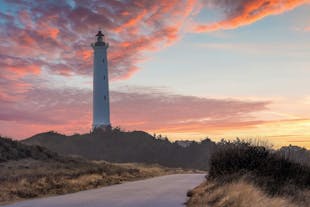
[0, 0, 308, 83]
[1, 0, 309, 141]
[195, 42, 310, 57]
[193, 0, 310, 32]
[0, 0, 198, 81]
[0, 87, 269, 138]
[303, 26, 310, 31]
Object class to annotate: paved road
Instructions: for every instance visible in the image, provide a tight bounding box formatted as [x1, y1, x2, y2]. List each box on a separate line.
[3, 174, 205, 207]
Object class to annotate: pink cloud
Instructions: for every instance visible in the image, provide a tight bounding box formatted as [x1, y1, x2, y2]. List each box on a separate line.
[0, 0, 197, 81]
[0, 87, 270, 139]
[0, 55, 43, 77]
[0, 0, 309, 140]
[193, 0, 309, 32]
[110, 90, 270, 133]
[1, 0, 307, 82]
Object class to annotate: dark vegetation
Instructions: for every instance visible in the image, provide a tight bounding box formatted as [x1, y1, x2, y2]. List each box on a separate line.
[22, 129, 217, 170]
[208, 139, 310, 205]
[5, 129, 310, 205]
[0, 136, 62, 162]
[0, 136, 183, 204]
[22, 129, 310, 171]
[278, 145, 310, 167]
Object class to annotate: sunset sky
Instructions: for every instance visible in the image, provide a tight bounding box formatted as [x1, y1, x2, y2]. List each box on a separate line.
[0, 0, 310, 148]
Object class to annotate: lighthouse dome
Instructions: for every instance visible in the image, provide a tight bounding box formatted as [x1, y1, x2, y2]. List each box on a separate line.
[95, 30, 106, 46]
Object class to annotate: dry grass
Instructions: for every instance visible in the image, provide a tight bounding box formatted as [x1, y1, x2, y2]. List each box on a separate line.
[187, 139, 310, 207]
[186, 179, 310, 207]
[115, 162, 198, 175]
[0, 158, 190, 205]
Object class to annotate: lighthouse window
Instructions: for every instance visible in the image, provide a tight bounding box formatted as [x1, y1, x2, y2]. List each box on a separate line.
[104, 96, 106, 100]
[102, 58, 105, 63]
[104, 76, 106, 80]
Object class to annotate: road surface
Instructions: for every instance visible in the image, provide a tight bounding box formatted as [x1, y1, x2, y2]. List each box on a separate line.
[3, 174, 205, 207]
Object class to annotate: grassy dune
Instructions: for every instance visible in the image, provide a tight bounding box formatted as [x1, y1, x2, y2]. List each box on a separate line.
[186, 179, 308, 207]
[187, 140, 310, 207]
[0, 137, 190, 204]
[0, 159, 181, 204]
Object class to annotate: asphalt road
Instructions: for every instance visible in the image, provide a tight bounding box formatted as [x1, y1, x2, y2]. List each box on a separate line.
[3, 174, 205, 207]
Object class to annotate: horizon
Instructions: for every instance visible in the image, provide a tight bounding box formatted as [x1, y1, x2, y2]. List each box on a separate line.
[4, 128, 305, 150]
[1, 0, 310, 149]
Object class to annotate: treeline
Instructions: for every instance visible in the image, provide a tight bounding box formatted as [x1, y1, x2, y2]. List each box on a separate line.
[22, 129, 216, 170]
[21, 129, 310, 170]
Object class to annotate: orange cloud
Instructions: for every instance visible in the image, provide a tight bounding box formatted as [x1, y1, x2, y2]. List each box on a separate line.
[0, 87, 269, 139]
[110, 89, 269, 134]
[0, 55, 43, 79]
[115, 9, 147, 31]
[2, 0, 306, 81]
[20, 33, 37, 46]
[1, 0, 310, 148]
[77, 50, 92, 61]
[0, 1, 199, 81]
[7, 65, 41, 76]
[194, 0, 310, 32]
[38, 27, 59, 39]
[2, 86, 310, 149]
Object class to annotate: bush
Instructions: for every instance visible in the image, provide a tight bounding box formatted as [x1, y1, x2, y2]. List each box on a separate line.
[209, 141, 269, 177]
[209, 140, 310, 195]
[0, 136, 61, 162]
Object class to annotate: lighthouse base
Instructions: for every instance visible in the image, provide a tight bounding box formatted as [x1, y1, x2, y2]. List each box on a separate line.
[92, 124, 112, 132]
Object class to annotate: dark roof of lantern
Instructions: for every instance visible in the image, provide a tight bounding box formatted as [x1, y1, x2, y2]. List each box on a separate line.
[96, 30, 104, 37]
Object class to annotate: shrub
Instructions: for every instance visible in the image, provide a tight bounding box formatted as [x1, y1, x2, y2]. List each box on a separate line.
[0, 136, 61, 162]
[209, 140, 310, 196]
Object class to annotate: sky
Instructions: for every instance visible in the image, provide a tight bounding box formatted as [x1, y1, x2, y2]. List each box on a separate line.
[0, 0, 310, 148]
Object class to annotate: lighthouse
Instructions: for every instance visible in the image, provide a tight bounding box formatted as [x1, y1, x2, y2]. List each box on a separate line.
[91, 30, 111, 130]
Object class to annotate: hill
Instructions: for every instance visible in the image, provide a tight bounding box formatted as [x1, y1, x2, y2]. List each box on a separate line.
[22, 129, 217, 170]
[0, 136, 188, 204]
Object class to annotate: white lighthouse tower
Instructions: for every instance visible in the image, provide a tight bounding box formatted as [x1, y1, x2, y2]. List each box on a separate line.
[91, 30, 111, 130]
